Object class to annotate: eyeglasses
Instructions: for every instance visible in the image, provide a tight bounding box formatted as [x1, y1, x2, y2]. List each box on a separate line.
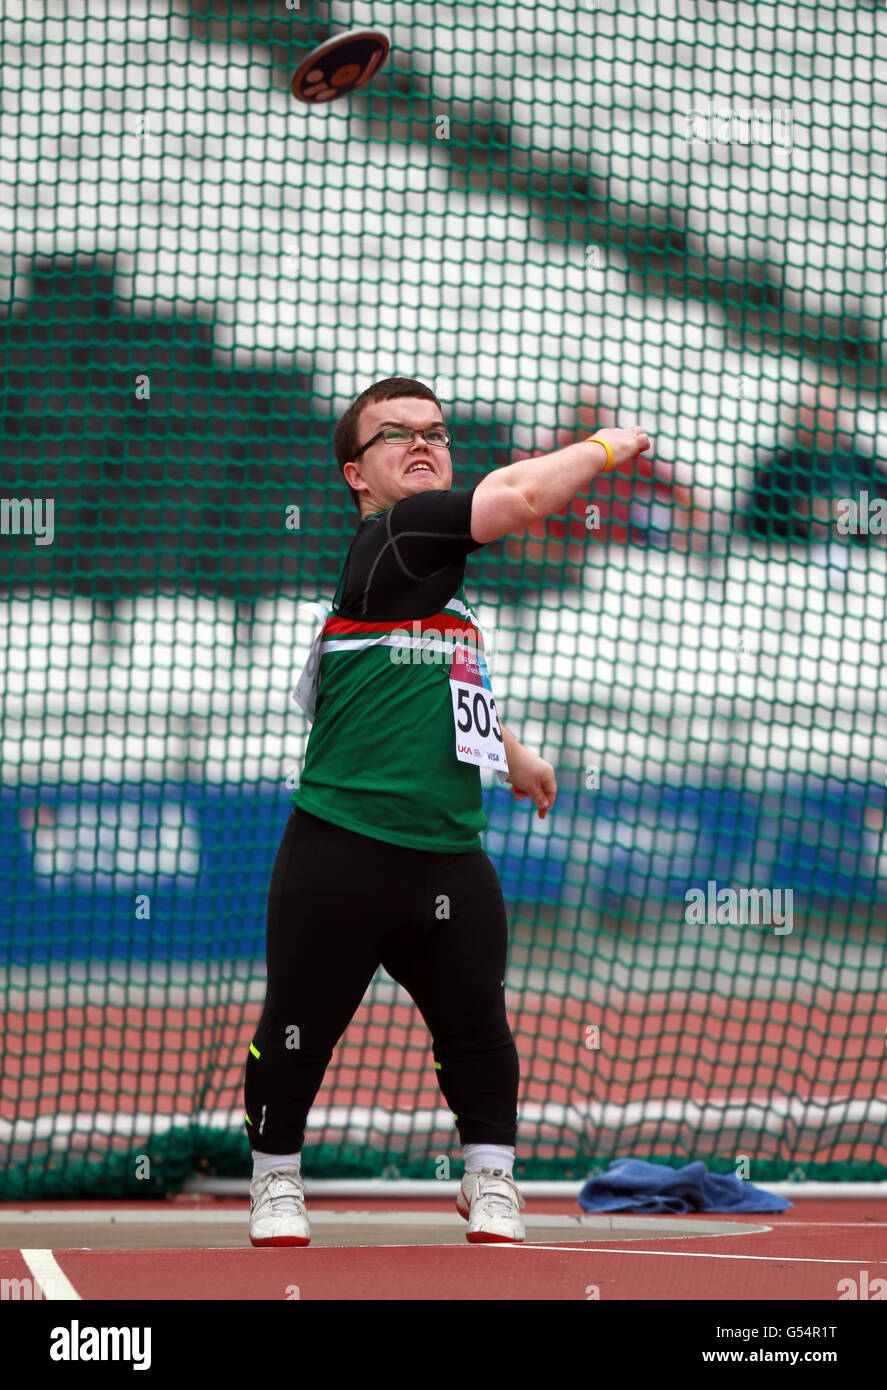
[352, 426, 452, 459]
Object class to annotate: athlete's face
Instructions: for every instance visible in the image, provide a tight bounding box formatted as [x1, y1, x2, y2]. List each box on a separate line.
[345, 398, 452, 517]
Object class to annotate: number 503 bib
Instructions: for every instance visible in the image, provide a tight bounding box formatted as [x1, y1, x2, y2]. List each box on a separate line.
[450, 637, 507, 773]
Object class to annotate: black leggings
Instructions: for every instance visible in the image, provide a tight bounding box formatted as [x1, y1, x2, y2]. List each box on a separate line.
[244, 807, 519, 1153]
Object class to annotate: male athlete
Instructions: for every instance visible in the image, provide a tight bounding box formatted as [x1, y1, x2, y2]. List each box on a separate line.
[245, 377, 650, 1245]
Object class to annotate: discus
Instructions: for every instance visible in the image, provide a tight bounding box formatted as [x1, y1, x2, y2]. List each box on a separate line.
[290, 30, 390, 104]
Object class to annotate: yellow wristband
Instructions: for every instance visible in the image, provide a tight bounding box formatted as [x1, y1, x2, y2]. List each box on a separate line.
[586, 434, 615, 472]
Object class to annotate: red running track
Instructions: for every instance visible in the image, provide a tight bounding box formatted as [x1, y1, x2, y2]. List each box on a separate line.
[0, 1201, 885, 1300]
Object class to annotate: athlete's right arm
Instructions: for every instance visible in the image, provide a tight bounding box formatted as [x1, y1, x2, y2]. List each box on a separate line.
[469, 426, 652, 545]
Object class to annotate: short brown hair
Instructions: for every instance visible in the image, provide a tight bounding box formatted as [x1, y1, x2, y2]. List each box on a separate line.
[334, 377, 444, 515]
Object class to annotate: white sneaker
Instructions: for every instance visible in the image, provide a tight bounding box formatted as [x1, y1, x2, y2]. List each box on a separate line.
[456, 1165, 525, 1243]
[249, 1168, 311, 1247]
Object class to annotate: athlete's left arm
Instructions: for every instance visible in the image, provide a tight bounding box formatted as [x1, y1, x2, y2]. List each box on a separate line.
[499, 722, 558, 820]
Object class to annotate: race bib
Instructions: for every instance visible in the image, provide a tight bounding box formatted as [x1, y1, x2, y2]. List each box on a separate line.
[450, 636, 507, 773]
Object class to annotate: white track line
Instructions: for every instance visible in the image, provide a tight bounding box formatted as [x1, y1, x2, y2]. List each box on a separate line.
[20, 1249, 81, 1300]
[12, 1241, 881, 1267]
[185, 1177, 887, 1199]
[0, 1210, 768, 1236]
[487, 1245, 887, 1263]
[751, 1221, 887, 1228]
[4, 1211, 885, 1229]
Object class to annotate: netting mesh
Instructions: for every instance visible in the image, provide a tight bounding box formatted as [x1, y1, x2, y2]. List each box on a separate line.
[2, 0, 886, 1196]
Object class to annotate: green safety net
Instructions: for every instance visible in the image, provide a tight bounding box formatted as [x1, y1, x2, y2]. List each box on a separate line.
[2, 0, 886, 1197]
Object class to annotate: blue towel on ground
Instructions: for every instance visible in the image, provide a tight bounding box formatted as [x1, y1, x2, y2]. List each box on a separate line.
[578, 1159, 792, 1214]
